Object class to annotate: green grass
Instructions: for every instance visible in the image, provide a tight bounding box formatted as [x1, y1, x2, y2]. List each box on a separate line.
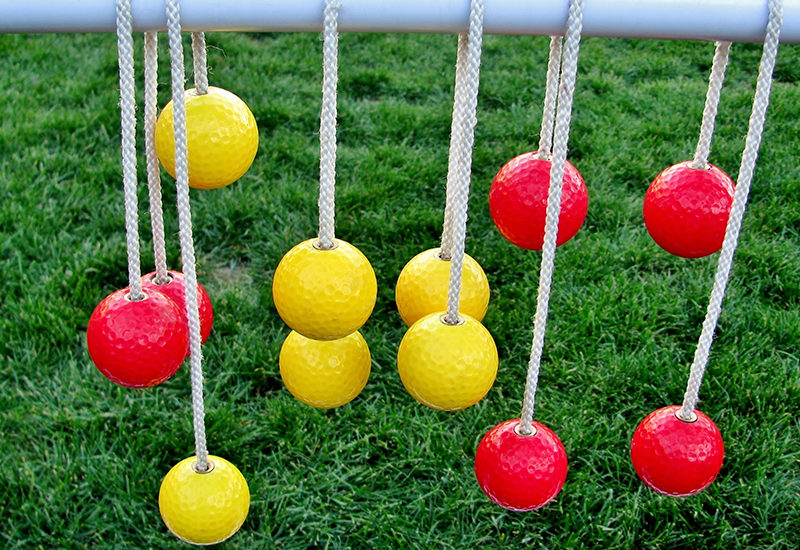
[1, 30, 799, 549]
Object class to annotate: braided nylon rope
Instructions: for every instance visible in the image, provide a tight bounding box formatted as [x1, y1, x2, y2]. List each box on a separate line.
[191, 32, 209, 95]
[114, 0, 143, 300]
[691, 40, 732, 170]
[165, 0, 210, 472]
[439, 33, 470, 261]
[537, 35, 563, 158]
[678, 0, 784, 421]
[317, 0, 341, 250]
[444, 0, 484, 324]
[143, 31, 170, 284]
[518, 0, 585, 436]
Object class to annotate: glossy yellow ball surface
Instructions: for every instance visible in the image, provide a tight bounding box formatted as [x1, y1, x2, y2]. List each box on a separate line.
[158, 455, 249, 545]
[272, 239, 377, 340]
[395, 248, 490, 326]
[280, 330, 371, 408]
[397, 312, 498, 411]
[155, 86, 258, 189]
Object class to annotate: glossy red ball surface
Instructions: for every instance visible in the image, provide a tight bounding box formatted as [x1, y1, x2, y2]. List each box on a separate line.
[87, 288, 189, 388]
[474, 418, 568, 511]
[643, 161, 735, 258]
[630, 405, 724, 497]
[489, 152, 588, 250]
[141, 270, 214, 344]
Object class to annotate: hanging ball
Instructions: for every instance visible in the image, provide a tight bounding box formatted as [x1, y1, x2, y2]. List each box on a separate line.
[397, 312, 497, 411]
[474, 419, 568, 511]
[87, 288, 188, 388]
[630, 405, 724, 497]
[141, 270, 214, 345]
[489, 152, 588, 250]
[272, 238, 377, 341]
[155, 86, 259, 190]
[279, 330, 371, 408]
[643, 161, 735, 258]
[159, 455, 250, 545]
[395, 248, 490, 327]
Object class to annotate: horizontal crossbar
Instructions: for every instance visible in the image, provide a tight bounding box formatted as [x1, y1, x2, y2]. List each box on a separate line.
[2, 0, 800, 44]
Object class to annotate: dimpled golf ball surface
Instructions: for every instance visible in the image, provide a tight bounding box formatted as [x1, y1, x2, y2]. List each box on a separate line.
[397, 312, 497, 411]
[155, 86, 258, 189]
[475, 419, 568, 511]
[630, 405, 724, 497]
[280, 330, 371, 408]
[272, 238, 377, 341]
[159, 455, 250, 545]
[644, 161, 735, 258]
[87, 288, 188, 388]
[141, 270, 214, 344]
[489, 152, 588, 250]
[395, 248, 490, 327]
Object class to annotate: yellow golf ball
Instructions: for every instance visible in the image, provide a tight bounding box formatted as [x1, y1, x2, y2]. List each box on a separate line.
[158, 455, 250, 545]
[395, 248, 490, 326]
[272, 238, 377, 341]
[397, 312, 498, 411]
[155, 86, 258, 189]
[280, 330, 371, 408]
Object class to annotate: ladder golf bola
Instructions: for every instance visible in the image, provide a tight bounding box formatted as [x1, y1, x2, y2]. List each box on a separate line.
[11, 0, 788, 543]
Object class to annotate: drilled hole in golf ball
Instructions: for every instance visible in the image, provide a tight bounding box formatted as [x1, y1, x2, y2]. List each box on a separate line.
[440, 314, 465, 327]
[193, 459, 215, 474]
[513, 423, 538, 437]
[313, 239, 339, 251]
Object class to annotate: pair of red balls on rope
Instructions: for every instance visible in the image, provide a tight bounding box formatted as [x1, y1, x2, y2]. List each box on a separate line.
[86, 272, 213, 388]
[480, 152, 728, 510]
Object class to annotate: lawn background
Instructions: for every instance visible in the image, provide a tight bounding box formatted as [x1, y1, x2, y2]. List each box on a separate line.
[0, 28, 798, 549]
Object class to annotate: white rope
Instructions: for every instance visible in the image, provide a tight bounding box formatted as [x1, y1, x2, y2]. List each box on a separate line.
[165, 0, 209, 472]
[443, 0, 484, 324]
[144, 31, 169, 284]
[518, 0, 585, 435]
[691, 40, 732, 170]
[536, 35, 563, 159]
[115, 0, 143, 300]
[191, 31, 209, 95]
[439, 32, 469, 261]
[678, 0, 783, 421]
[317, 0, 340, 250]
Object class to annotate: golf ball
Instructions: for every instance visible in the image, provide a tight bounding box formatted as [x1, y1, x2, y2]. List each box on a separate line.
[643, 161, 735, 258]
[489, 152, 588, 250]
[630, 405, 724, 496]
[475, 418, 568, 511]
[87, 287, 188, 388]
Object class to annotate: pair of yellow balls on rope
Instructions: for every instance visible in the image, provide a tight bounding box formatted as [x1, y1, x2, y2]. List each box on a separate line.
[153, 85, 257, 545]
[273, 238, 376, 409]
[395, 248, 497, 411]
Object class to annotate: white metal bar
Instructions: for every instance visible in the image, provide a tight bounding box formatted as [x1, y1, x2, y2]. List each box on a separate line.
[1, 0, 799, 43]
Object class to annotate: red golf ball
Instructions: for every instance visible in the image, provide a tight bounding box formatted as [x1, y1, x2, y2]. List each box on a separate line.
[630, 405, 724, 497]
[643, 161, 735, 258]
[489, 152, 588, 250]
[87, 287, 189, 388]
[474, 418, 568, 511]
[141, 270, 214, 345]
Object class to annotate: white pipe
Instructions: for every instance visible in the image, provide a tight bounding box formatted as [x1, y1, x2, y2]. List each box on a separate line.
[1, 0, 799, 43]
